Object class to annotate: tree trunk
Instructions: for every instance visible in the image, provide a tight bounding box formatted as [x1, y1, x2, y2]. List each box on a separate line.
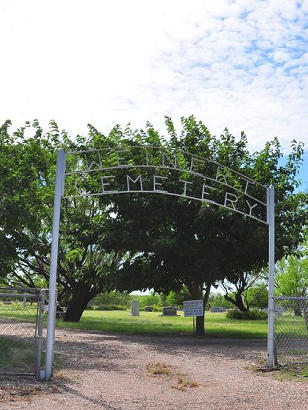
[224, 292, 249, 312]
[195, 283, 211, 336]
[234, 292, 249, 312]
[187, 282, 212, 336]
[195, 315, 204, 336]
[64, 288, 94, 322]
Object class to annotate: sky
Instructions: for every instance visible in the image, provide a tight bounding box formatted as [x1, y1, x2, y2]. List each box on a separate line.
[0, 0, 307, 190]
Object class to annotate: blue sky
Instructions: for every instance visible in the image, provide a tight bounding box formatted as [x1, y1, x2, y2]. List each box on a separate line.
[0, 0, 307, 188]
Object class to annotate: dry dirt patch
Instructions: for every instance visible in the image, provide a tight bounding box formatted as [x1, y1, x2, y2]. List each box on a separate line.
[1, 328, 308, 409]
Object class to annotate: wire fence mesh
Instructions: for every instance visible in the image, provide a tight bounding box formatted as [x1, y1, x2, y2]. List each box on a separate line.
[275, 296, 308, 365]
[0, 288, 46, 379]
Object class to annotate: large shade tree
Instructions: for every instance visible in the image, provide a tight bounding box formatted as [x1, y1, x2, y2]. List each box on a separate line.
[0, 121, 125, 321]
[89, 116, 307, 334]
[1, 117, 307, 329]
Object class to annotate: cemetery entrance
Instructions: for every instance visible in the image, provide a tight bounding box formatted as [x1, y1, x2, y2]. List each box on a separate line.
[45, 145, 275, 379]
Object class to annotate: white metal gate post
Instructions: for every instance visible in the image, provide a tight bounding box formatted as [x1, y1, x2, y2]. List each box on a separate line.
[267, 185, 276, 368]
[45, 150, 66, 380]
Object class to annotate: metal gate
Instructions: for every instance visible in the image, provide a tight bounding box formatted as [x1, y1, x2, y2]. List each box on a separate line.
[275, 296, 308, 365]
[0, 288, 45, 379]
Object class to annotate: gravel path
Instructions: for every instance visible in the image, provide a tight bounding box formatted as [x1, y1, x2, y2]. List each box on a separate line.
[1, 327, 308, 409]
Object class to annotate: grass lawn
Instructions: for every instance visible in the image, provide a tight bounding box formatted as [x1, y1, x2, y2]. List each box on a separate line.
[56, 310, 269, 339]
[0, 336, 35, 371]
[4, 306, 308, 339]
[0, 302, 38, 322]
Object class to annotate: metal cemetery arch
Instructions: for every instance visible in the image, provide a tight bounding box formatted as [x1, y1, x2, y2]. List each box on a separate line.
[45, 146, 276, 379]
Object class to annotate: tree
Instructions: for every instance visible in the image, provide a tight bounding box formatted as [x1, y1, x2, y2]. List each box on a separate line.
[90, 291, 132, 309]
[97, 116, 308, 334]
[221, 270, 265, 312]
[1, 117, 307, 329]
[245, 284, 268, 310]
[208, 293, 233, 309]
[165, 287, 191, 307]
[0, 120, 56, 278]
[276, 240, 308, 297]
[0, 121, 127, 321]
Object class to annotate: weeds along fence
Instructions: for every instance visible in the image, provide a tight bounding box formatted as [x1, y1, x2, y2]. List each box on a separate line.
[274, 296, 308, 365]
[0, 288, 46, 379]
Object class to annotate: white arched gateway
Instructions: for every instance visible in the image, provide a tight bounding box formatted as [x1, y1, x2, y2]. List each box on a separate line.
[45, 147, 275, 379]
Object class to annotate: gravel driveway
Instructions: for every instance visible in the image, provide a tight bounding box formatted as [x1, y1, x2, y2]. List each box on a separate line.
[1, 327, 308, 409]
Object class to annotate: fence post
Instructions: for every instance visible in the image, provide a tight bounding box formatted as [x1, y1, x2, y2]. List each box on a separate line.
[45, 150, 66, 380]
[35, 289, 45, 380]
[267, 185, 276, 368]
[51, 290, 58, 377]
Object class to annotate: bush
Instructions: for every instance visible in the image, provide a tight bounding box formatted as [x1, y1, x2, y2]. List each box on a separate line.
[92, 304, 127, 311]
[226, 309, 267, 320]
[90, 292, 131, 308]
[208, 293, 233, 310]
[136, 294, 162, 309]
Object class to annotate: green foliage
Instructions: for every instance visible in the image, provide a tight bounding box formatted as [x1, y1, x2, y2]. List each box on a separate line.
[276, 241, 308, 296]
[89, 291, 164, 311]
[1, 116, 307, 327]
[105, 116, 307, 307]
[0, 121, 126, 321]
[226, 309, 267, 320]
[90, 291, 132, 308]
[164, 287, 191, 307]
[245, 284, 268, 309]
[208, 293, 233, 309]
[221, 269, 268, 311]
[90, 304, 127, 311]
[133, 293, 163, 309]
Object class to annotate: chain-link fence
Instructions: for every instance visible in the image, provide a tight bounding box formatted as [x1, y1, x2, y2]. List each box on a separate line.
[275, 296, 308, 365]
[0, 288, 46, 379]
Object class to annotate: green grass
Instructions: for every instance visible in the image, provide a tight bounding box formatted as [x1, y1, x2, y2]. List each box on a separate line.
[56, 310, 269, 339]
[3, 306, 308, 339]
[274, 364, 308, 382]
[0, 302, 38, 322]
[0, 336, 35, 370]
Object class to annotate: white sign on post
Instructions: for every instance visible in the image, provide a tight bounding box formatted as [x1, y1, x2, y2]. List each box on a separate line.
[183, 300, 203, 317]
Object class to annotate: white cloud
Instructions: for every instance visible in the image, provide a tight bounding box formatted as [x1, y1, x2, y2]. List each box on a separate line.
[0, 0, 308, 154]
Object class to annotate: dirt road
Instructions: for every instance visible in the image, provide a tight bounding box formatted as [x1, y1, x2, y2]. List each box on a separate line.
[1, 328, 308, 409]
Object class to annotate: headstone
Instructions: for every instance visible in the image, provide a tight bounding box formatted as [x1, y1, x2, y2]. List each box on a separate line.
[130, 300, 139, 316]
[56, 305, 65, 319]
[144, 306, 153, 312]
[162, 306, 177, 316]
[263, 306, 285, 317]
[210, 306, 226, 313]
[275, 305, 285, 317]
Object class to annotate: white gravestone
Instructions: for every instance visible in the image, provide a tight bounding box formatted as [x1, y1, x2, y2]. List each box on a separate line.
[130, 300, 139, 316]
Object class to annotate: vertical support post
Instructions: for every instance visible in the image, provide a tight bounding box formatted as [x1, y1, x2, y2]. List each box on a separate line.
[267, 185, 276, 368]
[51, 289, 58, 377]
[35, 289, 45, 380]
[45, 150, 66, 380]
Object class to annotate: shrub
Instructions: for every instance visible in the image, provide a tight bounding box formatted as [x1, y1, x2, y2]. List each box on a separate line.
[92, 304, 127, 311]
[226, 309, 267, 320]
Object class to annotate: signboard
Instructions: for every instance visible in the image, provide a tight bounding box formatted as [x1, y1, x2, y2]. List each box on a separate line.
[183, 300, 203, 317]
[65, 146, 268, 224]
